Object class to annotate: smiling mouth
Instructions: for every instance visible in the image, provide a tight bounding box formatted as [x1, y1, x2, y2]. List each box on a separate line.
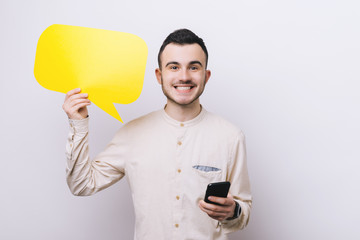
[175, 86, 193, 90]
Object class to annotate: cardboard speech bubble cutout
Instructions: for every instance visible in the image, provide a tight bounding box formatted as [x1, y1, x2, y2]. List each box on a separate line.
[34, 24, 148, 122]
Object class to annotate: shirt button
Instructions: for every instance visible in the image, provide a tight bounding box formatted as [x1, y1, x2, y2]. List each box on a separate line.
[70, 143, 73, 148]
[176, 196, 180, 200]
[175, 224, 179, 228]
[180, 123, 184, 127]
[177, 141, 182, 146]
[177, 169, 181, 173]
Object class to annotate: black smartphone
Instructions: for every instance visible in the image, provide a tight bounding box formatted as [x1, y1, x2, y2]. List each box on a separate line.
[204, 181, 231, 205]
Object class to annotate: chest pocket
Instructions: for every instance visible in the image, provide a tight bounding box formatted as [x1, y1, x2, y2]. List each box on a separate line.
[192, 165, 223, 185]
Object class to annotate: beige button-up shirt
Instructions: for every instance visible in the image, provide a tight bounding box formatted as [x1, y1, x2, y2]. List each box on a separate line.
[66, 108, 252, 240]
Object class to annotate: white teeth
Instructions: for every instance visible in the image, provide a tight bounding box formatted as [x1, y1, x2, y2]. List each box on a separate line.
[176, 87, 191, 90]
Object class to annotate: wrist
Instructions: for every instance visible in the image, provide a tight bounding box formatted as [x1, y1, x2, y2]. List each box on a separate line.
[227, 201, 241, 220]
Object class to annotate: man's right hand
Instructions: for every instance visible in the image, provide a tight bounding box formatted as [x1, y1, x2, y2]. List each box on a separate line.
[62, 88, 91, 120]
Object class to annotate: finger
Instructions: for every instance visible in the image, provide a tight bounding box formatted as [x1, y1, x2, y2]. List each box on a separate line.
[72, 101, 91, 110]
[199, 203, 223, 216]
[63, 99, 90, 115]
[63, 97, 90, 111]
[68, 101, 91, 114]
[65, 88, 81, 101]
[68, 98, 91, 109]
[199, 200, 230, 214]
[66, 93, 89, 103]
[66, 102, 90, 118]
[199, 201, 233, 221]
[199, 203, 228, 219]
[208, 196, 233, 206]
[64, 94, 89, 109]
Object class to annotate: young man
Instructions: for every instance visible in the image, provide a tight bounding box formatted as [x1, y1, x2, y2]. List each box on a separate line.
[63, 29, 252, 239]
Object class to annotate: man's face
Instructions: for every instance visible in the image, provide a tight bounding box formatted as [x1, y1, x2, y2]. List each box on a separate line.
[156, 43, 211, 107]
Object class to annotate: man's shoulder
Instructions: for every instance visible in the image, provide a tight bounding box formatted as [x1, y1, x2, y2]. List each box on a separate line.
[203, 110, 245, 140]
[121, 109, 163, 131]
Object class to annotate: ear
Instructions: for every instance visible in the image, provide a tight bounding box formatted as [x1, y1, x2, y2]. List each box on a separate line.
[155, 68, 162, 85]
[205, 69, 211, 84]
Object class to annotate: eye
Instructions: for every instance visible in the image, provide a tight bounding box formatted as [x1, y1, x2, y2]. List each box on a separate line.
[190, 66, 199, 70]
[170, 65, 179, 70]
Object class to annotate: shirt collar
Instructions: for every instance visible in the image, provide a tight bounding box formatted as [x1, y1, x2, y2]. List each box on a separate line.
[162, 105, 207, 128]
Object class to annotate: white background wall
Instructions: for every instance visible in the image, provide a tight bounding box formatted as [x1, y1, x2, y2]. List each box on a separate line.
[1, 0, 359, 239]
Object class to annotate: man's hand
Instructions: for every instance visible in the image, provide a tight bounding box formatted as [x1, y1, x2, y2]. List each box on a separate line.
[62, 88, 91, 120]
[198, 193, 236, 221]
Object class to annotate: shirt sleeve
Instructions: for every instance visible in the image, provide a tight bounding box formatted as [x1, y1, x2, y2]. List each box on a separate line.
[65, 117, 125, 196]
[221, 131, 252, 233]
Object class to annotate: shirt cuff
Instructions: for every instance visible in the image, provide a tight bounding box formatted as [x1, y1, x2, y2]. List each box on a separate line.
[69, 117, 89, 133]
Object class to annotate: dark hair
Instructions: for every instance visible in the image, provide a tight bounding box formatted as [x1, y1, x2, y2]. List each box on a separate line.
[157, 29, 208, 69]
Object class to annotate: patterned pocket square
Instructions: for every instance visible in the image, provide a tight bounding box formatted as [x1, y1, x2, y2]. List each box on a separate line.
[192, 165, 221, 172]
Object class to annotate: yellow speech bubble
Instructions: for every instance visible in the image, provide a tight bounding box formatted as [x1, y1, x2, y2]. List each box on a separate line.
[34, 24, 148, 122]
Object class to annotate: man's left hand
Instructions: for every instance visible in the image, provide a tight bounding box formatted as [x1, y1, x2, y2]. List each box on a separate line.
[198, 193, 236, 221]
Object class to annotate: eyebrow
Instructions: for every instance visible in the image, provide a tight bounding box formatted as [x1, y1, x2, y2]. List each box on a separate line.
[165, 61, 203, 68]
[165, 61, 179, 67]
[189, 61, 203, 67]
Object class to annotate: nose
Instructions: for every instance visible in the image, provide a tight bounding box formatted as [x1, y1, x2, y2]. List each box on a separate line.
[179, 68, 191, 82]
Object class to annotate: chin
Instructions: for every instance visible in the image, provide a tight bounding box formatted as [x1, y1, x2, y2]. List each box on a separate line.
[162, 89, 201, 107]
[172, 97, 199, 106]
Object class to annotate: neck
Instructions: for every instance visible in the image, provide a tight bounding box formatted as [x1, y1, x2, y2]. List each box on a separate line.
[164, 99, 202, 122]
